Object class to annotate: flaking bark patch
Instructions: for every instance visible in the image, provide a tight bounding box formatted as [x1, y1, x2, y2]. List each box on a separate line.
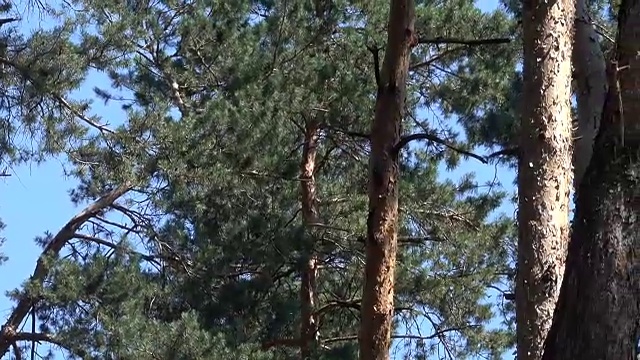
[518, 0, 576, 359]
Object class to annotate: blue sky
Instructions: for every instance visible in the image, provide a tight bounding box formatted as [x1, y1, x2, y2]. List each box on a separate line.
[0, 0, 514, 359]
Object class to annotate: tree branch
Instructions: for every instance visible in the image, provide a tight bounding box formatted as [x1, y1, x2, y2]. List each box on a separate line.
[9, 332, 87, 359]
[314, 299, 361, 316]
[322, 326, 473, 344]
[11, 342, 20, 360]
[398, 236, 447, 244]
[0, 57, 115, 134]
[410, 46, 465, 70]
[321, 124, 370, 139]
[51, 94, 115, 134]
[0, 18, 20, 27]
[487, 146, 520, 159]
[393, 133, 487, 163]
[418, 37, 511, 45]
[0, 184, 131, 358]
[72, 233, 160, 264]
[261, 338, 301, 350]
[366, 45, 382, 91]
[11, 332, 66, 348]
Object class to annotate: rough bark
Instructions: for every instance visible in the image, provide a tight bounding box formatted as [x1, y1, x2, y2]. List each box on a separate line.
[517, 1, 576, 359]
[300, 120, 320, 359]
[572, 0, 607, 189]
[358, 0, 415, 359]
[542, 1, 640, 358]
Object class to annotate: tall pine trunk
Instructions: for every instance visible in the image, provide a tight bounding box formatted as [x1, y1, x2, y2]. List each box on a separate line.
[543, 1, 640, 358]
[517, 0, 576, 359]
[300, 120, 320, 359]
[358, 0, 415, 359]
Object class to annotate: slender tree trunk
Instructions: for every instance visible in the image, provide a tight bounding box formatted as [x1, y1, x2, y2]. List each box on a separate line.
[517, 1, 576, 359]
[543, 1, 640, 358]
[300, 120, 320, 359]
[358, 1, 415, 359]
[572, 0, 607, 189]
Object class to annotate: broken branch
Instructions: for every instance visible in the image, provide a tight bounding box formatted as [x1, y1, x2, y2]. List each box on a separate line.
[366, 44, 382, 91]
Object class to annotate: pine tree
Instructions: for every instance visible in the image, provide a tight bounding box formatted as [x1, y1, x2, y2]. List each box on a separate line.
[358, 0, 415, 358]
[468, 0, 640, 358]
[0, 0, 108, 298]
[0, 1, 521, 359]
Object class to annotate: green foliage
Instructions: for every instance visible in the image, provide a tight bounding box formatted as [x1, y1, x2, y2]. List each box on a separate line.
[452, 0, 619, 167]
[0, 0, 534, 359]
[0, 1, 95, 165]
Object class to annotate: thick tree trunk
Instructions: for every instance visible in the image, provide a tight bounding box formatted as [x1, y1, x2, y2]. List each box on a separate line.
[543, 1, 640, 358]
[358, 1, 415, 359]
[572, 0, 607, 189]
[300, 121, 320, 359]
[517, 1, 576, 359]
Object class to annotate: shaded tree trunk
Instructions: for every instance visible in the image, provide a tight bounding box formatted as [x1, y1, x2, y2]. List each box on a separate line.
[543, 1, 640, 358]
[517, 0, 576, 359]
[300, 120, 320, 359]
[572, 0, 607, 189]
[358, 0, 415, 359]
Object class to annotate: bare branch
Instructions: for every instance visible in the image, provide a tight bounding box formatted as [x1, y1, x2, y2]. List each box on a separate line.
[315, 299, 361, 316]
[487, 146, 520, 159]
[398, 236, 447, 244]
[393, 133, 487, 163]
[7, 331, 87, 359]
[410, 46, 466, 70]
[72, 233, 160, 264]
[418, 37, 511, 45]
[0, 18, 19, 27]
[51, 94, 115, 134]
[11, 332, 65, 348]
[322, 326, 475, 344]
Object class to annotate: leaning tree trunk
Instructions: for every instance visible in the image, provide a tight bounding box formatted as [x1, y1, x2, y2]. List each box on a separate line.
[516, 0, 576, 359]
[358, 0, 415, 359]
[542, 1, 640, 358]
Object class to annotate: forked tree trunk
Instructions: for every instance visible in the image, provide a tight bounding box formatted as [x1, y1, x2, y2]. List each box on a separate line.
[543, 1, 640, 358]
[300, 120, 320, 359]
[517, 0, 576, 359]
[358, 0, 415, 359]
